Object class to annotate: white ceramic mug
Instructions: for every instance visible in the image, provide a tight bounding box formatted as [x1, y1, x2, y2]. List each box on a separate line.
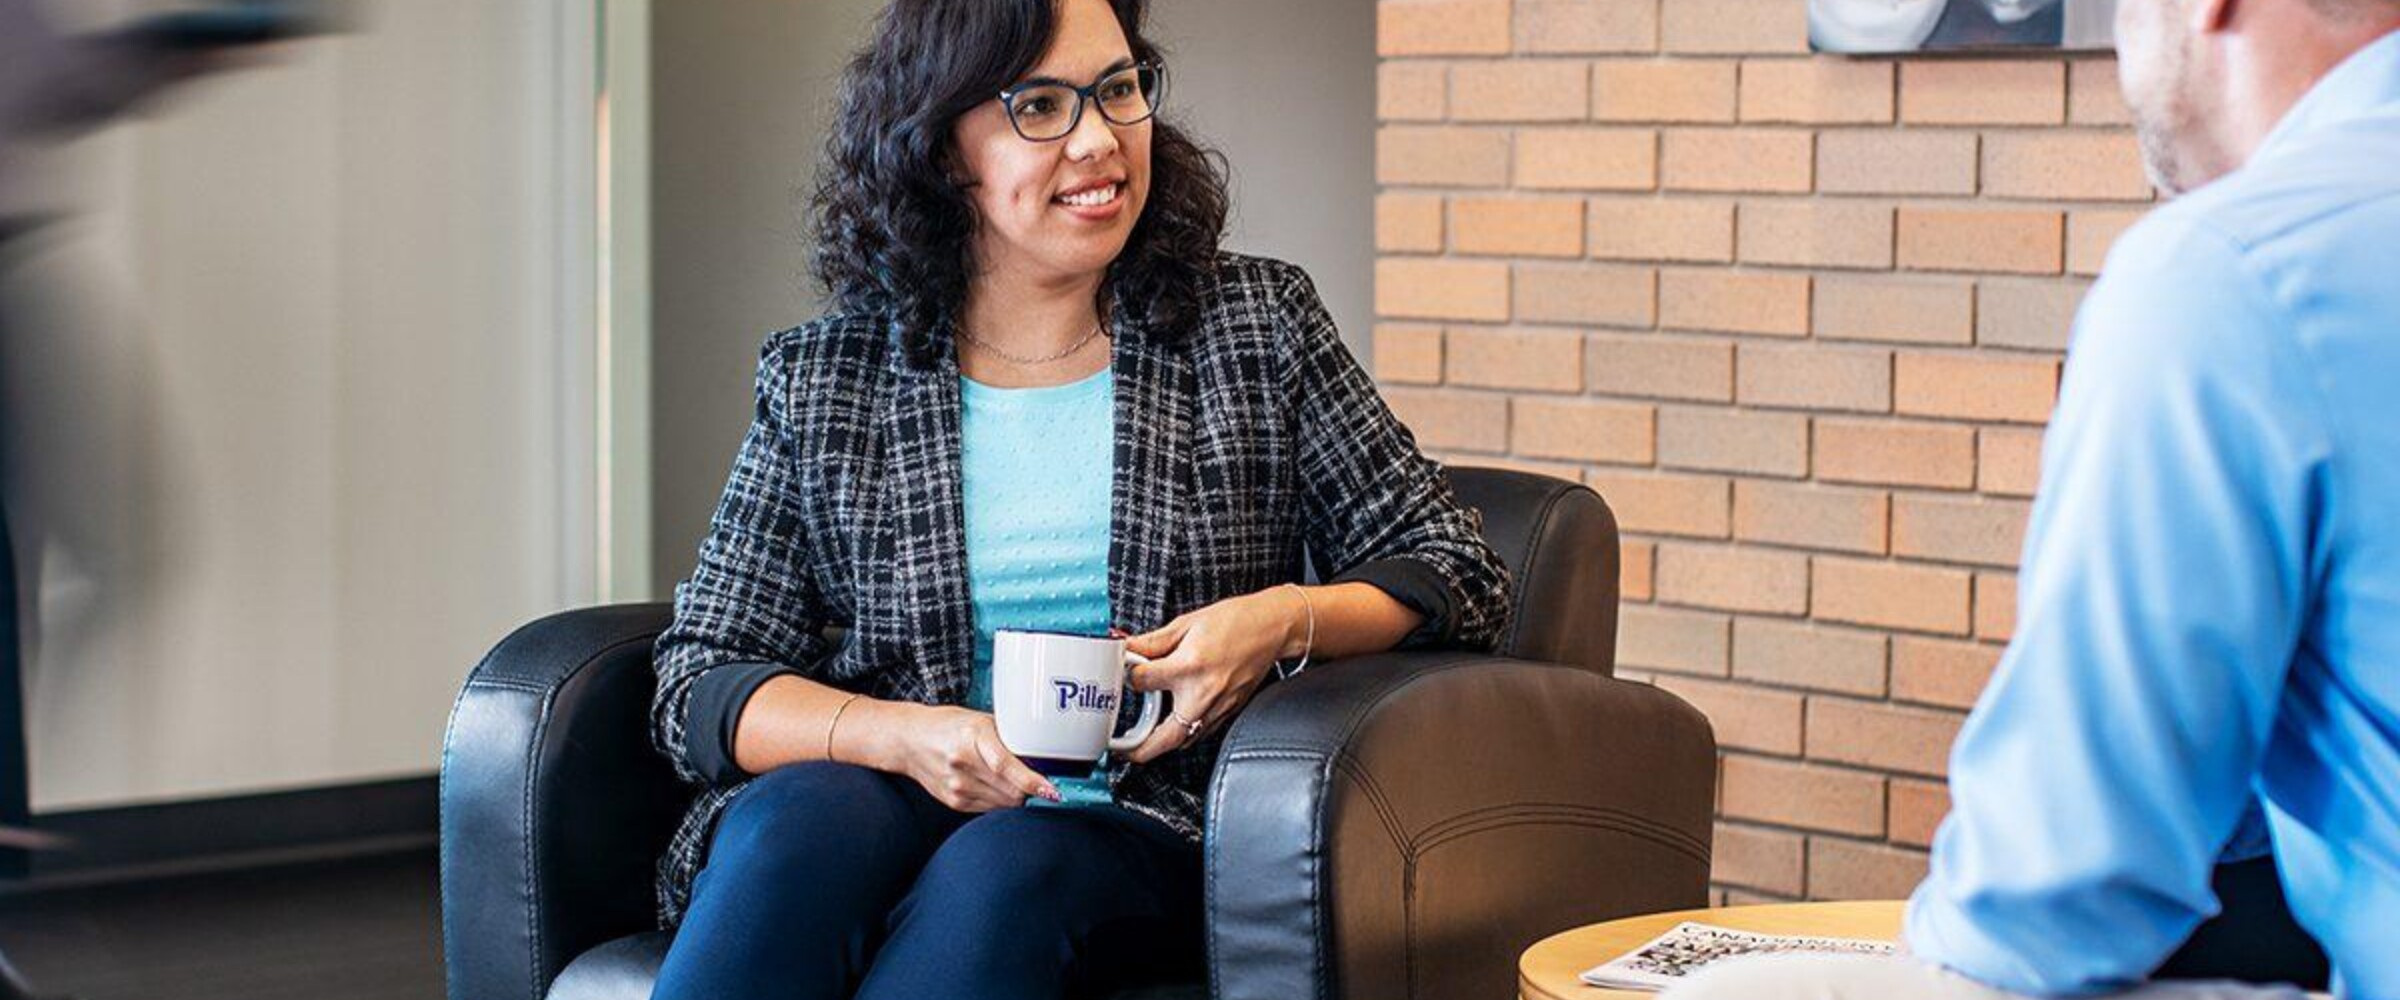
[991, 630, 1163, 777]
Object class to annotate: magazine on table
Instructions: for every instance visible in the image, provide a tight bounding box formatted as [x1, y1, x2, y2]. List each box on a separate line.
[1579, 921, 1897, 991]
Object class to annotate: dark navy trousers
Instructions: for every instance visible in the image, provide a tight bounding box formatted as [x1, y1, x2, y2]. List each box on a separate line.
[651, 762, 1205, 1000]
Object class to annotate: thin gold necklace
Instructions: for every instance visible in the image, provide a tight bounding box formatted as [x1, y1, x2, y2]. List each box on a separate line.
[955, 318, 1107, 366]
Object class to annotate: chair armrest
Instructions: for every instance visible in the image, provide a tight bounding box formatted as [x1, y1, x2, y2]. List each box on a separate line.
[440, 603, 684, 1000]
[1205, 651, 1716, 1000]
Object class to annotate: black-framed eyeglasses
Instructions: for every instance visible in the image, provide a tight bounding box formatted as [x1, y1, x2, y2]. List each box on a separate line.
[996, 61, 1167, 143]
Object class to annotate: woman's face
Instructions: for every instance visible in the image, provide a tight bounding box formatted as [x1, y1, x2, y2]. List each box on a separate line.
[951, 0, 1152, 288]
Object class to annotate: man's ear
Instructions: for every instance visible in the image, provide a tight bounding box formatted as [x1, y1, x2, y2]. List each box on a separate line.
[2192, 0, 2239, 34]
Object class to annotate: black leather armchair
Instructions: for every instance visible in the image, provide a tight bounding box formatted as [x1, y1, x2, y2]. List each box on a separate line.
[440, 467, 1719, 1000]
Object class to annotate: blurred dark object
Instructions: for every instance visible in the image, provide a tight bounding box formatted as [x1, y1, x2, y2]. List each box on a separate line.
[122, 4, 334, 51]
[2157, 855, 2333, 990]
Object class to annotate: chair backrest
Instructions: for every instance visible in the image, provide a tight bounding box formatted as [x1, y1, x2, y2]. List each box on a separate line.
[1446, 466, 1620, 675]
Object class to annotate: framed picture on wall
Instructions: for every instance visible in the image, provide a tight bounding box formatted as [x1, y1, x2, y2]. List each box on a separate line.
[1808, 0, 2117, 52]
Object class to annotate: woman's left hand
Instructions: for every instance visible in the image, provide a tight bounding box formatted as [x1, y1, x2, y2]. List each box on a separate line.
[1119, 587, 1305, 764]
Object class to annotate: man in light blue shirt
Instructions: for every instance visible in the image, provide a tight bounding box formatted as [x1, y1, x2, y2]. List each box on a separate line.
[1668, 0, 2400, 997]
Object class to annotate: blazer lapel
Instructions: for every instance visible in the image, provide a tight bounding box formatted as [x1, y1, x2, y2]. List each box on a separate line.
[1107, 312, 1193, 635]
[880, 344, 976, 705]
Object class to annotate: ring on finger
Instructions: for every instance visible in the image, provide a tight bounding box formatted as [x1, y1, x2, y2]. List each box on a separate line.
[1167, 709, 1204, 740]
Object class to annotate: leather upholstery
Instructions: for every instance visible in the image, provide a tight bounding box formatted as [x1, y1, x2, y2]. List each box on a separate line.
[441, 467, 1719, 1000]
[1448, 468, 1620, 673]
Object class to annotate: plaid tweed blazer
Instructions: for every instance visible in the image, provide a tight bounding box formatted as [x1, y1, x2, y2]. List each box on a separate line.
[646, 252, 1512, 927]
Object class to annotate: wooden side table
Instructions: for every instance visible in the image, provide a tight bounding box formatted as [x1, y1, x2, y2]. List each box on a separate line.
[1519, 901, 1905, 1000]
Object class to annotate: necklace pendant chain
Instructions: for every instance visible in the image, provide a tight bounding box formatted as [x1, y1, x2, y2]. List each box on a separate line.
[957, 319, 1107, 366]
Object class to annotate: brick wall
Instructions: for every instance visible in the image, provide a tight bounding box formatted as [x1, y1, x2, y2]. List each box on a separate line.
[1372, 0, 2156, 903]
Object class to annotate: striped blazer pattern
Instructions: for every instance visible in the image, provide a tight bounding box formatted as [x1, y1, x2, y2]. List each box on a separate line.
[647, 252, 1512, 927]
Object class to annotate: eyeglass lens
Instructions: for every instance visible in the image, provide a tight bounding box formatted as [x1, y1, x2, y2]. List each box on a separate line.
[1007, 65, 1163, 141]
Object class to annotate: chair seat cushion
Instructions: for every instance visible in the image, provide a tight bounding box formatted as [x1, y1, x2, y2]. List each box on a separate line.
[545, 931, 1205, 1000]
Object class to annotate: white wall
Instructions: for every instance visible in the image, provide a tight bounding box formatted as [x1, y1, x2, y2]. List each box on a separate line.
[648, 0, 1377, 594]
[1, 0, 597, 811]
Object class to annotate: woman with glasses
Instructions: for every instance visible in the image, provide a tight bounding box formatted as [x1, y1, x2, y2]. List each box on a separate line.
[646, 1, 1511, 997]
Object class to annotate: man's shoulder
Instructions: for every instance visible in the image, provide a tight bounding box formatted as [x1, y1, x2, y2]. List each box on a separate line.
[2145, 112, 2400, 263]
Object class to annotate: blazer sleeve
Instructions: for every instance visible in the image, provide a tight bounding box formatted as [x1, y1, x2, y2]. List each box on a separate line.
[1276, 263, 1513, 650]
[649, 331, 835, 786]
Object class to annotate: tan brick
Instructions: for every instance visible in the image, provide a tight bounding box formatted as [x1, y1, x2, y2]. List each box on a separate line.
[1660, 270, 1810, 336]
[1978, 427, 2045, 498]
[1379, 0, 1511, 56]
[1375, 193, 1444, 253]
[1451, 196, 1585, 257]
[1656, 543, 1810, 614]
[1378, 62, 1447, 121]
[1734, 480, 1889, 555]
[1661, 0, 1808, 54]
[1378, 126, 1512, 186]
[1817, 130, 1979, 196]
[1451, 60, 1592, 122]
[2068, 209, 2146, 276]
[1587, 333, 1735, 402]
[2069, 58, 2132, 125]
[1723, 887, 1793, 906]
[1894, 352, 2060, 424]
[1898, 208, 2064, 275]
[1619, 604, 1731, 676]
[1977, 280, 2084, 353]
[1658, 406, 1810, 477]
[1976, 571, 2017, 641]
[1809, 838, 1929, 900]
[1515, 127, 1659, 190]
[1720, 756, 1884, 836]
[1713, 823, 1805, 895]
[1515, 263, 1657, 326]
[1983, 132, 2154, 201]
[1594, 59, 1738, 123]
[1733, 618, 1889, 696]
[1373, 323, 1444, 384]
[1515, 0, 1660, 53]
[1813, 556, 1973, 635]
[1513, 397, 1656, 462]
[1384, 388, 1509, 452]
[1738, 200, 1894, 270]
[1588, 197, 1737, 262]
[1735, 342, 1892, 414]
[1656, 675, 1804, 754]
[1445, 327, 1583, 391]
[1622, 538, 1656, 601]
[1662, 129, 1814, 193]
[1807, 697, 1963, 777]
[1377, 257, 1511, 321]
[1587, 469, 1732, 538]
[1815, 419, 1977, 489]
[1739, 59, 1894, 124]
[1813, 276, 1974, 345]
[1892, 637, 2001, 710]
[1889, 778, 1952, 848]
[1901, 60, 2065, 125]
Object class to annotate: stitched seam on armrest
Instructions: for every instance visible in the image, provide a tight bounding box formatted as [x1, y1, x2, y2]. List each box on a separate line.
[521, 631, 656, 1000]
[1502, 485, 1571, 659]
[1412, 804, 1711, 864]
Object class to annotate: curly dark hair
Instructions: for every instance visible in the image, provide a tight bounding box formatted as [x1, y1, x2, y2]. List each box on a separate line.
[810, 0, 1231, 370]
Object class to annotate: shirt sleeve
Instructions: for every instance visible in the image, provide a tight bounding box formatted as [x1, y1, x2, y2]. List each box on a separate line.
[650, 331, 836, 786]
[1276, 262, 1513, 650]
[1902, 215, 2334, 995]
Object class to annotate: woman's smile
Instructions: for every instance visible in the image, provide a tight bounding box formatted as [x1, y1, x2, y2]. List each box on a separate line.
[1053, 178, 1126, 220]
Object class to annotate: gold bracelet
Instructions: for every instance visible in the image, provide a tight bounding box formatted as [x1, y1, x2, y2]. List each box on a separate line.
[1281, 582, 1315, 674]
[825, 693, 864, 763]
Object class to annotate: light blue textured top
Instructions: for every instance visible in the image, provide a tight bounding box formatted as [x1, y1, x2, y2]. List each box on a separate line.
[1904, 31, 2400, 999]
[958, 367, 1116, 711]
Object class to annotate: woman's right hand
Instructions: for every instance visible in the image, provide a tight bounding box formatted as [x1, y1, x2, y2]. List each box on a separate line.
[862, 702, 1060, 812]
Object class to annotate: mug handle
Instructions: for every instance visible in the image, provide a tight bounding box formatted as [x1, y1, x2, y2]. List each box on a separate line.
[1108, 651, 1164, 752]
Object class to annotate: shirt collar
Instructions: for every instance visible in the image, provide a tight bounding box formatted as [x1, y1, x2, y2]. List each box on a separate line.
[2252, 27, 2400, 164]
